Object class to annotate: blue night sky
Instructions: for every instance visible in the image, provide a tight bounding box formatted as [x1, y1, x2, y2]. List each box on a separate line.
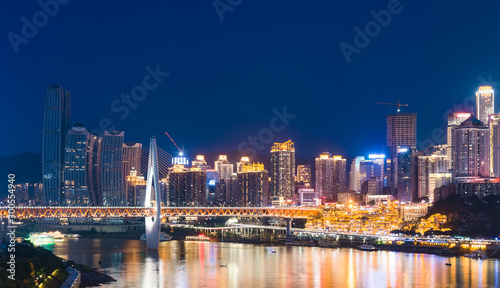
[2, 0, 500, 159]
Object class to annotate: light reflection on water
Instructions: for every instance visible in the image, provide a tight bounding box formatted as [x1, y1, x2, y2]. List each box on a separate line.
[44, 238, 500, 288]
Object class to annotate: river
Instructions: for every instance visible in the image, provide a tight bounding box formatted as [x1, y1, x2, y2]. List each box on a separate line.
[42, 238, 500, 287]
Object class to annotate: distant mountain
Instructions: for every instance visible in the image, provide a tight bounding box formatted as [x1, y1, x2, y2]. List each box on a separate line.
[0, 153, 41, 199]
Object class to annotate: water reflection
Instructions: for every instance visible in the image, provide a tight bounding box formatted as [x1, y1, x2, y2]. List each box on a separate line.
[45, 238, 500, 287]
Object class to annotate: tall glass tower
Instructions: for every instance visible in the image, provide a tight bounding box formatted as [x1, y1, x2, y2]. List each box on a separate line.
[42, 85, 71, 205]
[270, 140, 295, 204]
[101, 130, 126, 206]
[476, 86, 494, 125]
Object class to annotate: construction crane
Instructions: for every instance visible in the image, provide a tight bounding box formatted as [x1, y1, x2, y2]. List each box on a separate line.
[377, 100, 408, 113]
[164, 131, 184, 155]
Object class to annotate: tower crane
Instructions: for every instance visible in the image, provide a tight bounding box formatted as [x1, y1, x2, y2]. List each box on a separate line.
[164, 131, 184, 155]
[377, 100, 408, 113]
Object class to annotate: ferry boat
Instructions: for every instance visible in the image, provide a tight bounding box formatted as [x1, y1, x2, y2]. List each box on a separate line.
[464, 251, 488, 259]
[28, 233, 56, 244]
[358, 245, 377, 251]
[140, 232, 173, 241]
[185, 234, 211, 241]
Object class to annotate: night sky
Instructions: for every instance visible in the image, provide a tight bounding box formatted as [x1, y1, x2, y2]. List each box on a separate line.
[2, 0, 500, 159]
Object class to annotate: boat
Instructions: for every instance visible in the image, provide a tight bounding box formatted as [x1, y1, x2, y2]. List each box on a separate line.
[445, 263, 452, 266]
[140, 232, 173, 241]
[358, 245, 377, 251]
[185, 234, 211, 241]
[220, 265, 227, 267]
[464, 251, 488, 259]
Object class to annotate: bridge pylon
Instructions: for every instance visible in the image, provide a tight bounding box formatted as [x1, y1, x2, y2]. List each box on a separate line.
[144, 136, 162, 250]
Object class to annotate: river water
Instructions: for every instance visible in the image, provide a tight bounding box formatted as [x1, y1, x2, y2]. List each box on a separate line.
[43, 238, 500, 288]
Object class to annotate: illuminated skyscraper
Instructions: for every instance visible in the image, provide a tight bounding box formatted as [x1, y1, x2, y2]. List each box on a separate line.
[296, 164, 311, 183]
[236, 156, 250, 173]
[270, 140, 296, 202]
[447, 112, 472, 176]
[395, 147, 412, 203]
[315, 152, 334, 200]
[417, 155, 451, 202]
[42, 85, 71, 205]
[192, 155, 210, 170]
[63, 123, 97, 206]
[125, 167, 146, 206]
[476, 86, 494, 124]
[454, 116, 490, 178]
[215, 155, 234, 181]
[237, 162, 269, 207]
[166, 165, 206, 206]
[490, 114, 500, 177]
[122, 142, 142, 178]
[349, 156, 365, 192]
[386, 113, 417, 190]
[332, 156, 347, 198]
[101, 130, 126, 206]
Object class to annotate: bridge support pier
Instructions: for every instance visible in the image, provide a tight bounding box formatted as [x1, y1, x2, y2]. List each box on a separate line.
[145, 137, 161, 250]
[286, 218, 293, 236]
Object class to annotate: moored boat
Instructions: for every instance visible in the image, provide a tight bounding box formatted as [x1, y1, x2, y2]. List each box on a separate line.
[358, 245, 377, 251]
[140, 232, 173, 241]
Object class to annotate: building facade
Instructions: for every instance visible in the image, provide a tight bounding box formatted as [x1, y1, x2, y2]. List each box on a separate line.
[42, 85, 71, 205]
[101, 130, 126, 206]
[476, 86, 494, 125]
[454, 116, 490, 178]
[270, 140, 296, 202]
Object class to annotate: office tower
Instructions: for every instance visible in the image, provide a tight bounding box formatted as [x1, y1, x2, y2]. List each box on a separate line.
[101, 130, 126, 206]
[447, 112, 472, 176]
[33, 183, 44, 206]
[270, 140, 295, 202]
[418, 155, 451, 202]
[122, 142, 142, 179]
[296, 164, 311, 183]
[42, 85, 71, 205]
[332, 156, 347, 199]
[63, 123, 97, 206]
[476, 86, 494, 124]
[386, 113, 417, 190]
[359, 158, 384, 195]
[237, 156, 250, 173]
[395, 147, 412, 203]
[349, 156, 365, 192]
[166, 165, 206, 206]
[454, 116, 490, 178]
[237, 163, 269, 207]
[91, 136, 102, 205]
[489, 114, 500, 177]
[215, 155, 234, 181]
[206, 169, 218, 203]
[315, 152, 333, 200]
[125, 167, 147, 206]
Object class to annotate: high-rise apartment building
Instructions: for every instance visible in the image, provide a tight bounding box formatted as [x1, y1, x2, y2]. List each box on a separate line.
[489, 113, 500, 177]
[270, 140, 296, 201]
[454, 116, 490, 178]
[236, 156, 250, 173]
[215, 155, 234, 181]
[63, 123, 98, 206]
[476, 86, 494, 124]
[166, 165, 206, 206]
[42, 85, 71, 205]
[447, 112, 472, 176]
[296, 164, 311, 183]
[332, 156, 347, 199]
[237, 162, 269, 207]
[125, 167, 146, 206]
[315, 152, 333, 200]
[101, 130, 126, 206]
[122, 142, 142, 178]
[349, 156, 365, 192]
[417, 155, 451, 202]
[386, 113, 417, 190]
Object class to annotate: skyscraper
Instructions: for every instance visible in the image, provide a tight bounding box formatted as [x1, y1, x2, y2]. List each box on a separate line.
[125, 167, 146, 206]
[63, 123, 97, 206]
[476, 86, 494, 125]
[349, 156, 365, 192]
[166, 165, 206, 206]
[395, 147, 412, 203]
[237, 162, 269, 207]
[332, 155, 347, 200]
[236, 156, 250, 173]
[270, 140, 296, 202]
[215, 155, 234, 181]
[489, 113, 500, 177]
[315, 152, 334, 200]
[42, 85, 71, 205]
[101, 130, 125, 206]
[447, 112, 472, 176]
[417, 155, 451, 202]
[122, 142, 142, 178]
[296, 164, 311, 183]
[386, 113, 417, 190]
[454, 116, 490, 178]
